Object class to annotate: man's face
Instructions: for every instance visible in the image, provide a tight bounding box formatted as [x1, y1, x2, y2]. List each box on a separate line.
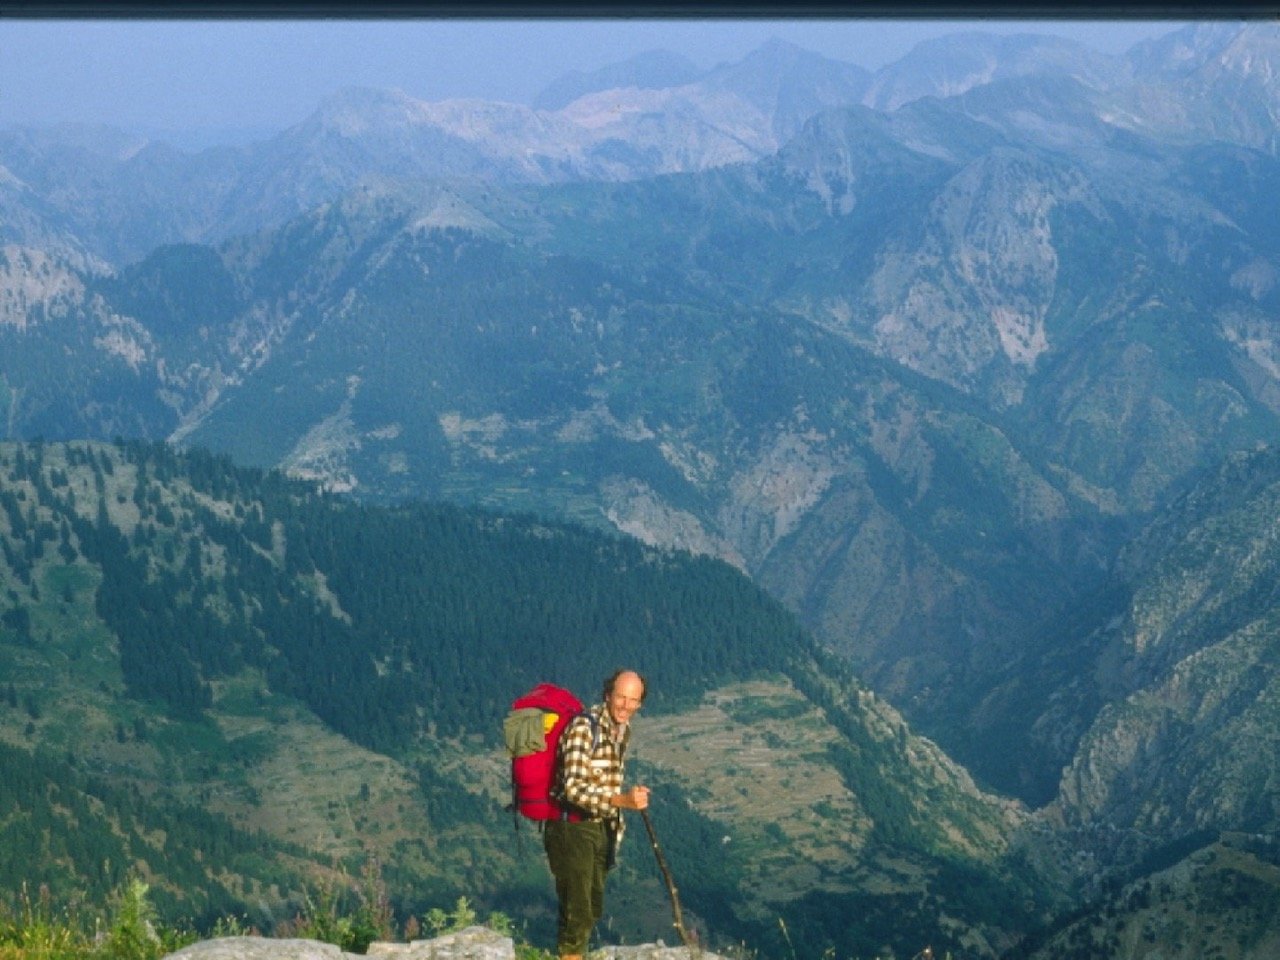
[608, 672, 645, 725]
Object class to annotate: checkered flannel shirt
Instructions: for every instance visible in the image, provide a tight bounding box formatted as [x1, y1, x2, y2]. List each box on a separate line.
[554, 703, 631, 833]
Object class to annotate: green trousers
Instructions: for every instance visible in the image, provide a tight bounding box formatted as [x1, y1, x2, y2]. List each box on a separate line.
[543, 819, 611, 955]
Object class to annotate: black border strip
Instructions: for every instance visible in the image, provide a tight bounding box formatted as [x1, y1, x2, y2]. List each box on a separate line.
[1, 0, 1276, 20]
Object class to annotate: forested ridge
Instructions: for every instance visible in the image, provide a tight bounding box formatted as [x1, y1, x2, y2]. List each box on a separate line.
[1, 438, 808, 742]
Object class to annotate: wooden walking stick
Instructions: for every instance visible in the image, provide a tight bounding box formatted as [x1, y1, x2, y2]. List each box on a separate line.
[639, 808, 696, 948]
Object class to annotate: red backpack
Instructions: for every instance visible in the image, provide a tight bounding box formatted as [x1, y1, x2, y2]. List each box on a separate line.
[504, 682, 596, 824]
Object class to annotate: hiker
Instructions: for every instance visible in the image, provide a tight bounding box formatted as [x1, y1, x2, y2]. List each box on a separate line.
[544, 668, 650, 960]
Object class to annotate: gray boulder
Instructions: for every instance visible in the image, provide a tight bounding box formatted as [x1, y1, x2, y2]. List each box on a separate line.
[593, 947, 709, 960]
[163, 937, 364, 960]
[367, 926, 515, 960]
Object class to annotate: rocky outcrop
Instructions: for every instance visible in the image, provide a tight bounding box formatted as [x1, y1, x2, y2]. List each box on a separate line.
[163, 928, 719, 960]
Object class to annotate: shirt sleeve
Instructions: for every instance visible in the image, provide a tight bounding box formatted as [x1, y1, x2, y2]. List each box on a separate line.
[558, 715, 614, 818]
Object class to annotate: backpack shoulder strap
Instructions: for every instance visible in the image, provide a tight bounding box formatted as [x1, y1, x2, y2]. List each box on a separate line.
[557, 709, 600, 753]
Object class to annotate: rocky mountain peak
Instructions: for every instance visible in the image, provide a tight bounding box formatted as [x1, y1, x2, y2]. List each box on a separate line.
[1203, 22, 1280, 102]
[1124, 20, 1249, 77]
[532, 48, 704, 112]
[305, 86, 434, 136]
[704, 36, 870, 100]
[863, 30, 1124, 112]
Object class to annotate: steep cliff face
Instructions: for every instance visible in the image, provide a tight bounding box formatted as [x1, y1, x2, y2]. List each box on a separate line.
[1017, 834, 1280, 960]
[0, 245, 88, 331]
[1118, 23, 1280, 155]
[1047, 449, 1280, 864]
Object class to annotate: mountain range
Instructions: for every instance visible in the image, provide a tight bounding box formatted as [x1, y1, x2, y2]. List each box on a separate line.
[3, 19, 1280, 958]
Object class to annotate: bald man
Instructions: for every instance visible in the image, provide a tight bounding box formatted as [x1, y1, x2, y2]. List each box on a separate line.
[544, 669, 650, 960]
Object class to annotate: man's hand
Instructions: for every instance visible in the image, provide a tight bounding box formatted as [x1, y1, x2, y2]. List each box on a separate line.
[615, 785, 650, 810]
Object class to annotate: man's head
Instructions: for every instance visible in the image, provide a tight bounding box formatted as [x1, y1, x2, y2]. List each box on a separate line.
[603, 668, 646, 725]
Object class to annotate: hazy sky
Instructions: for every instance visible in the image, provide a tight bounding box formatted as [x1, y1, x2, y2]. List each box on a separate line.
[0, 17, 1193, 143]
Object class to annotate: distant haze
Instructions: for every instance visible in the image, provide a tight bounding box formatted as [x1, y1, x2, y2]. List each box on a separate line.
[1, 18, 1191, 145]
